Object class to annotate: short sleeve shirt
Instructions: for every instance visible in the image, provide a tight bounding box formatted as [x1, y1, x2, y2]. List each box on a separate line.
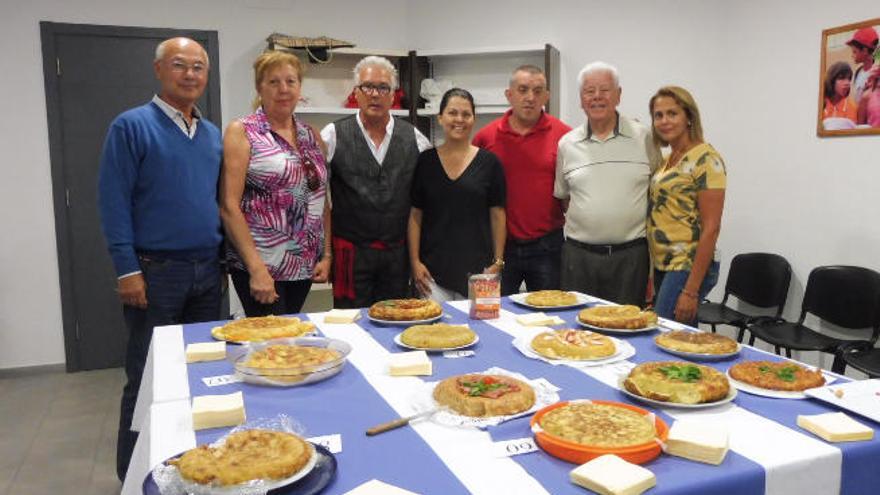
[411, 148, 506, 295]
[648, 143, 726, 271]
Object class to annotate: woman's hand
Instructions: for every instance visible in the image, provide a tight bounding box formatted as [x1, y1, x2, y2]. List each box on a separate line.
[250, 266, 279, 304]
[412, 261, 433, 296]
[312, 256, 331, 283]
[674, 291, 698, 323]
[483, 262, 502, 275]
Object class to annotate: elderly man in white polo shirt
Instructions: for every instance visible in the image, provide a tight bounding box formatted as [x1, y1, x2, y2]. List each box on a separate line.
[554, 61, 659, 306]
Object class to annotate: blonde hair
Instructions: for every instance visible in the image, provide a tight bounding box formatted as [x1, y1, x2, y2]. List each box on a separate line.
[251, 50, 304, 110]
[649, 86, 704, 148]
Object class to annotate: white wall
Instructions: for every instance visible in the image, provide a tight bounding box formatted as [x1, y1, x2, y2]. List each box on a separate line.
[2, 0, 879, 369]
[0, 0, 410, 369]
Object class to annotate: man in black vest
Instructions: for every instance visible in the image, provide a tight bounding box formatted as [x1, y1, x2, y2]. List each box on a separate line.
[320, 56, 431, 308]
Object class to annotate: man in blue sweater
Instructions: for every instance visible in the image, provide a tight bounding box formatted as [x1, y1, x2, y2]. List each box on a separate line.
[97, 37, 223, 481]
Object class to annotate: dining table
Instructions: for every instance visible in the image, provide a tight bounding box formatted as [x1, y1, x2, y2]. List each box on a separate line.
[120, 293, 880, 495]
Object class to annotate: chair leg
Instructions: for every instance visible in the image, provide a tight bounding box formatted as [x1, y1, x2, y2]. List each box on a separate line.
[736, 326, 745, 343]
[774, 345, 781, 355]
[710, 324, 716, 334]
[785, 348, 792, 359]
[748, 334, 756, 346]
[831, 354, 847, 375]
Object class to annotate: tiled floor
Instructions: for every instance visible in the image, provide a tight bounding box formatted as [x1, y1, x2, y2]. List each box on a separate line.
[0, 289, 333, 495]
[0, 368, 124, 495]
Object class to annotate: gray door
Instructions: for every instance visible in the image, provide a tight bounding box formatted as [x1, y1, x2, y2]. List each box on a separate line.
[41, 23, 222, 371]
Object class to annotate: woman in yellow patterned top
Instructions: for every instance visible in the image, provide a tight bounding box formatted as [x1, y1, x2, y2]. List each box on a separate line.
[648, 86, 726, 324]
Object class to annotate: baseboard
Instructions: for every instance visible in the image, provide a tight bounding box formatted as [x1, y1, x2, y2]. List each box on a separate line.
[0, 362, 66, 378]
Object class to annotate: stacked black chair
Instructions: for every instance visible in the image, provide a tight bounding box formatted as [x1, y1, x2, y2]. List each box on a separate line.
[698, 253, 792, 342]
[746, 265, 880, 374]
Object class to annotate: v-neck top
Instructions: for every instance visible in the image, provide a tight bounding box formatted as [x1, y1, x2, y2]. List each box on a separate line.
[226, 108, 328, 280]
[411, 148, 506, 295]
[648, 142, 726, 271]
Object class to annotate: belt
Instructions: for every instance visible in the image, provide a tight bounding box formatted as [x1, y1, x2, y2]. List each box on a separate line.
[565, 237, 646, 256]
[507, 229, 563, 246]
[366, 239, 405, 250]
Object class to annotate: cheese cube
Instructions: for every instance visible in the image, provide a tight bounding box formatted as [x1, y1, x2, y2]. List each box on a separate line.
[388, 351, 432, 376]
[191, 391, 246, 430]
[665, 420, 729, 465]
[343, 479, 420, 495]
[185, 341, 226, 363]
[570, 454, 656, 495]
[797, 412, 874, 442]
[325, 309, 361, 324]
[516, 313, 556, 326]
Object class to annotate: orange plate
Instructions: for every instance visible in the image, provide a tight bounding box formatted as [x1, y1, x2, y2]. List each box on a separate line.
[530, 400, 669, 465]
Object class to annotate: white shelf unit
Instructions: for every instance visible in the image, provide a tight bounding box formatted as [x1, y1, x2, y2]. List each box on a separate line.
[290, 49, 413, 130]
[412, 45, 559, 144]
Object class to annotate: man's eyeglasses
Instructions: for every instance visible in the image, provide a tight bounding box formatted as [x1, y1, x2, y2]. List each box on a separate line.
[169, 60, 207, 75]
[357, 83, 392, 96]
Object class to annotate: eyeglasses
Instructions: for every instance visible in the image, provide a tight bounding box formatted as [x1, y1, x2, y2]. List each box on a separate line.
[582, 87, 614, 98]
[357, 83, 392, 96]
[302, 156, 321, 192]
[169, 60, 207, 75]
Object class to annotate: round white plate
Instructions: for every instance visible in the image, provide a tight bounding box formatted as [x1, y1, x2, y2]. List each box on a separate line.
[726, 369, 837, 399]
[656, 343, 741, 360]
[513, 334, 633, 365]
[618, 377, 738, 409]
[393, 333, 479, 352]
[577, 318, 658, 334]
[509, 292, 591, 310]
[367, 314, 443, 326]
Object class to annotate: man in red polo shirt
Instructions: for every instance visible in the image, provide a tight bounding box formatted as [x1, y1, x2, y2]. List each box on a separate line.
[473, 65, 571, 295]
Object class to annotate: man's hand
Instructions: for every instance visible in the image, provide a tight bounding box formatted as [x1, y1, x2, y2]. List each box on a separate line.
[118, 273, 147, 308]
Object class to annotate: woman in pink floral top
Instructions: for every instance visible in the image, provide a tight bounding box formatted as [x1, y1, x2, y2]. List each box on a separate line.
[221, 51, 330, 316]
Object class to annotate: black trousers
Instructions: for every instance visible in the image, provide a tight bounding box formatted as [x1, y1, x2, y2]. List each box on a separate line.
[333, 244, 410, 308]
[230, 269, 313, 316]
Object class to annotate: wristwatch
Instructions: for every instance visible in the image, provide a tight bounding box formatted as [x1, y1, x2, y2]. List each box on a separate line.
[492, 258, 505, 268]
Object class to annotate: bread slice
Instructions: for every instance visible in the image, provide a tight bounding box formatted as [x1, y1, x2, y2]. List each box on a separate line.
[665, 420, 729, 465]
[570, 454, 656, 495]
[797, 412, 874, 442]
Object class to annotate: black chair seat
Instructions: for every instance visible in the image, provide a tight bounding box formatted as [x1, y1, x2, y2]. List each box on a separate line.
[748, 319, 848, 352]
[698, 302, 748, 325]
[839, 341, 880, 378]
[697, 253, 792, 342]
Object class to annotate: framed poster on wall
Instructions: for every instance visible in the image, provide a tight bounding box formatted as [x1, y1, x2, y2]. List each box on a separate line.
[818, 18, 880, 137]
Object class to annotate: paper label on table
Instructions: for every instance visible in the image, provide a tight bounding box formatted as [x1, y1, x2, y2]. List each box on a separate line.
[443, 350, 475, 358]
[201, 374, 243, 387]
[492, 437, 539, 457]
[532, 377, 561, 393]
[307, 433, 342, 453]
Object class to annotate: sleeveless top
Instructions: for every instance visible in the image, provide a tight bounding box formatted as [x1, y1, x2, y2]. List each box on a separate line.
[227, 108, 327, 280]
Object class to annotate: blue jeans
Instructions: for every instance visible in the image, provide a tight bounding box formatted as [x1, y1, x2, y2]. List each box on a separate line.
[653, 261, 720, 326]
[501, 230, 563, 296]
[117, 253, 222, 480]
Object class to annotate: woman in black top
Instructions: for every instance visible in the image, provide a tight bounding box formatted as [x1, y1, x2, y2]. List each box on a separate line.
[408, 88, 507, 300]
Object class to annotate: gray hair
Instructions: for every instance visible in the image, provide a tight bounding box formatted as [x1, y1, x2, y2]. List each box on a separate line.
[154, 38, 210, 66]
[353, 55, 399, 90]
[577, 61, 619, 90]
